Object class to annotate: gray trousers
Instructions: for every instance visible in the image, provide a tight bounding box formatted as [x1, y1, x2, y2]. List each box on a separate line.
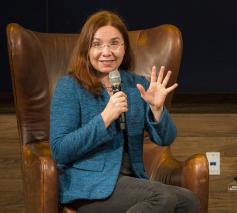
[69, 175, 200, 213]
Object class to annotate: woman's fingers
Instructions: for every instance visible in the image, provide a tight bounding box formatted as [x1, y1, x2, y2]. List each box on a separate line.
[166, 83, 178, 93]
[162, 70, 172, 87]
[150, 66, 157, 83]
[136, 84, 146, 98]
[157, 66, 165, 84]
[112, 91, 127, 98]
[115, 101, 128, 107]
[114, 97, 127, 105]
[111, 92, 128, 111]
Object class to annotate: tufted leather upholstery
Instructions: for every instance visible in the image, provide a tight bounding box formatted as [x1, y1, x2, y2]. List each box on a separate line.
[7, 23, 209, 213]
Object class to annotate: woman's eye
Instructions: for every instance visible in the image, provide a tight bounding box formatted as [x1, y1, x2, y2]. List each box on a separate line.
[111, 41, 120, 45]
[92, 42, 101, 47]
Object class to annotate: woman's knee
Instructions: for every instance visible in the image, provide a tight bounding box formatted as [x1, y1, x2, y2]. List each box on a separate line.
[150, 184, 178, 209]
[182, 189, 201, 212]
[161, 190, 178, 207]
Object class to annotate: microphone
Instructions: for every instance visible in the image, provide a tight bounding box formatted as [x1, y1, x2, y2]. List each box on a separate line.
[109, 70, 126, 130]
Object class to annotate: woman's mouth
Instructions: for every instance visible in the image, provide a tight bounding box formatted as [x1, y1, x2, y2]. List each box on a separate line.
[99, 60, 115, 66]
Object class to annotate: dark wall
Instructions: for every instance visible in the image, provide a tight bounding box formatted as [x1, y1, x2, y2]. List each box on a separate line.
[1, 0, 237, 97]
[0, 0, 46, 98]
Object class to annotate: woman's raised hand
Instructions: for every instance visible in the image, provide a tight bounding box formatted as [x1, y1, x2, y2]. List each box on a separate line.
[136, 66, 178, 121]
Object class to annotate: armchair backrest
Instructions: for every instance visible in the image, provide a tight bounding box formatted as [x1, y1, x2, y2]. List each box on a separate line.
[7, 23, 182, 146]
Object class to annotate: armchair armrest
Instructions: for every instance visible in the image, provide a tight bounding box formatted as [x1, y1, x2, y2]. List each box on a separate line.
[22, 142, 58, 213]
[143, 140, 182, 184]
[143, 140, 209, 213]
[182, 153, 209, 213]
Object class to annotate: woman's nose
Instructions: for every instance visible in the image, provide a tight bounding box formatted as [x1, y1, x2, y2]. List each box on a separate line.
[101, 46, 112, 56]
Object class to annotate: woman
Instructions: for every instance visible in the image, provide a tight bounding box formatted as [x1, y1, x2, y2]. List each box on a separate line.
[50, 10, 200, 213]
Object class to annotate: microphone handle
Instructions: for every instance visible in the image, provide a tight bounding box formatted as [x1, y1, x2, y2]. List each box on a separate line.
[119, 112, 126, 130]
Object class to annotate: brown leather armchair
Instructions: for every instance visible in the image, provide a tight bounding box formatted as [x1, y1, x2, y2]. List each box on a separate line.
[7, 23, 209, 213]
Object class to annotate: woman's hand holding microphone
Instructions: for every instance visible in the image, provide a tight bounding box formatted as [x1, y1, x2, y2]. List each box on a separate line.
[101, 91, 128, 128]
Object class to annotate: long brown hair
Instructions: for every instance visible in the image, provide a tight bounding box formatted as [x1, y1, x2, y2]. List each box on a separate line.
[69, 10, 134, 96]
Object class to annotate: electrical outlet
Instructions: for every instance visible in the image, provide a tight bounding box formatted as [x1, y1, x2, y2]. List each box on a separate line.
[228, 177, 237, 192]
[206, 152, 220, 175]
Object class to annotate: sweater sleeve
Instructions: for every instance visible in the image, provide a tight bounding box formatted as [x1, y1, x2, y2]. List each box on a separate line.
[50, 76, 114, 164]
[146, 106, 177, 146]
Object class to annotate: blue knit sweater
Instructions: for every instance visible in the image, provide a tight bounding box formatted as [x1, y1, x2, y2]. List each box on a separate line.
[50, 70, 177, 204]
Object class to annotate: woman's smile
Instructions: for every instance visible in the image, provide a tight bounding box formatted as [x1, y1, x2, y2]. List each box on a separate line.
[99, 59, 116, 66]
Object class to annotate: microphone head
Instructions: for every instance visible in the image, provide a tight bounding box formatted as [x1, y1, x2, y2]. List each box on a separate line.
[109, 70, 121, 87]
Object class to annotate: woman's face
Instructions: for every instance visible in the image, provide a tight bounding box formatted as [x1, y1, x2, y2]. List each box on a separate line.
[89, 25, 125, 74]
